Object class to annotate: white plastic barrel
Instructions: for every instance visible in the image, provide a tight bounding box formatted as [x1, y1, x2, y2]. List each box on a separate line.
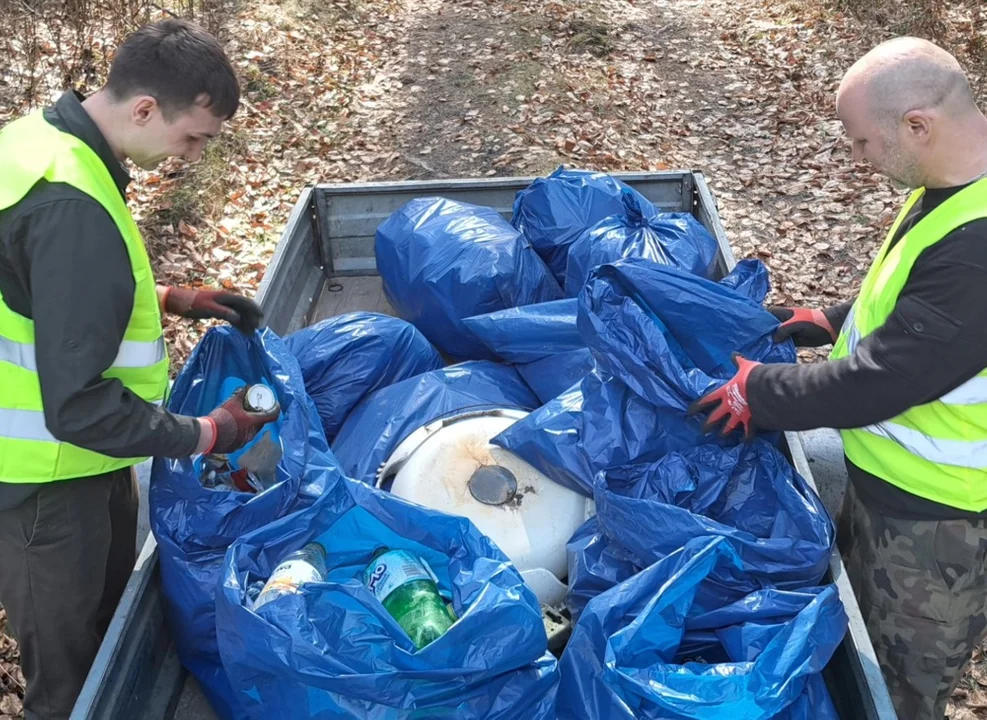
[375, 409, 592, 606]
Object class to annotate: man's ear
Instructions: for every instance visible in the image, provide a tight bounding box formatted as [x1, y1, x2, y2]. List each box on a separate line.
[902, 109, 932, 143]
[130, 95, 158, 126]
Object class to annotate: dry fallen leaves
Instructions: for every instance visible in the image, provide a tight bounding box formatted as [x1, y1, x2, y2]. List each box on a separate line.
[0, 0, 985, 714]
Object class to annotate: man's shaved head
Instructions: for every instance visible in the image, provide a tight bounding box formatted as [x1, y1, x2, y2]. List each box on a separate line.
[836, 37, 987, 189]
[838, 37, 977, 129]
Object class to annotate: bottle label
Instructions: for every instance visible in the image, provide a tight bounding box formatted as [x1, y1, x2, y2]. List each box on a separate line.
[266, 559, 322, 590]
[365, 550, 432, 603]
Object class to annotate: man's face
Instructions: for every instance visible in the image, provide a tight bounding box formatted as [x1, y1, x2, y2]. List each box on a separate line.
[128, 96, 225, 171]
[837, 85, 924, 189]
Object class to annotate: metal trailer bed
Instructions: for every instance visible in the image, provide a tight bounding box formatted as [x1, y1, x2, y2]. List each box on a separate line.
[70, 171, 898, 720]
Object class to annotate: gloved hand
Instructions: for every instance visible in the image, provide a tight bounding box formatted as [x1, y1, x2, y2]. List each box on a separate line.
[161, 286, 263, 334]
[687, 354, 761, 440]
[768, 306, 837, 346]
[198, 386, 281, 454]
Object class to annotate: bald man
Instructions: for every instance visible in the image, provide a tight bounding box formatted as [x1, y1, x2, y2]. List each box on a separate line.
[691, 37, 987, 720]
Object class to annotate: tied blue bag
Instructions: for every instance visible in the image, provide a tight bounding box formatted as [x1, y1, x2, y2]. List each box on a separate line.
[149, 326, 341, 719]
[566, 440, 834, 619]
[375, 196, 562, 360]
[462, 300, 593, 403]
[557, 536, 847, 720]
[216, 472, 559, 719]
[494, 258, 795, 495]
[284, 312, 444, 443]
[331, 360, 540, 483]
[510, 166, 656, 286]
[563, 187, 719, 295]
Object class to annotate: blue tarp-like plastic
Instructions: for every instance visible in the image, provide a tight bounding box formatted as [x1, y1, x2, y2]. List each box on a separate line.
[285, 312, 444, 443]
[494, 258, 796, 495]
[375, 196, 562, 360]
[563, 188, 719, 295]
[511, 166, 655, 286]
[216, 472, 559, 719]
[149, 327, 341, 719]
[462, 300, 593, 403]
[331, 360, 540, 483]
[566, 440, 835, 620]
[557, 536, 847, 720]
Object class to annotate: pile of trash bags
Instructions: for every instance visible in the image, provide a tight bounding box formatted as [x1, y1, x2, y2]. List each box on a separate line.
[150, 167, 851, 720]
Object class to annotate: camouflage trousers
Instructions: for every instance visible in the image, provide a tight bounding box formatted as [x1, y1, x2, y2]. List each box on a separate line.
[839, 482, 987, 720]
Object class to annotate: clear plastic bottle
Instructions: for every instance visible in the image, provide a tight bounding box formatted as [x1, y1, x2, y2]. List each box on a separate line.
[363, 548, 454, 649]
[252, 542, 328, 610]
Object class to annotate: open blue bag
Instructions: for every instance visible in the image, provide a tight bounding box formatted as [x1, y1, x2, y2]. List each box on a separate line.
[216, 472, 559, 719]
[563, 188, 719, 295]
[331, 360, 540, 483]
[510, 166, 655, 286]
[495, 258, 795, 495]
[284, 312, 444, 443]
[149, 327, 341, 719]
[462, 300, 593, 403]
[375, 196, 562, 360]
[557, 536, 847, 720]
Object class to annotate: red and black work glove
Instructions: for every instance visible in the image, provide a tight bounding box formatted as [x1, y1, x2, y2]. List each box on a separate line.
[687, 354, 761, 440]
[162, 286, 264, 334]
[201, 386, 281, 454]
[768, 306, 837, 346]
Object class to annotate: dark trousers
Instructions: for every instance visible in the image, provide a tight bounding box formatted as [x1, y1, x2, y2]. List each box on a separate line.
[839, 481, 987, 720]
[0, 468, 138, 720]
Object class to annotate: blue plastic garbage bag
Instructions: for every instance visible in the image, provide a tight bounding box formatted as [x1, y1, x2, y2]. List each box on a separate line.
[564, 187, 719, 295]
[718, 258, 770, 305]
[462, 300, 594, 403]
[285, 312, 444, 443]
[597, 440, 835, 602]
[564, 441, 834, 621]
[215, 472, 559, 719]
[510, 166, 655, 285]
[462, 299, 581, 363]
[516, 348, 595, 404]
[557, 535, 847, 720]
[150, 326, 341, 719]
[375, 196, 562, 360]
[332, 360, 540, 483]
[495, 258, 796, 495]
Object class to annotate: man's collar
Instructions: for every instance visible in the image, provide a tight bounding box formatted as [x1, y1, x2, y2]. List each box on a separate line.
[45, 90, 132, 196]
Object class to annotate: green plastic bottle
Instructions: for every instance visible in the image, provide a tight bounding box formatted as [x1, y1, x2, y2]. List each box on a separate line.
[363, 548, 454, 649]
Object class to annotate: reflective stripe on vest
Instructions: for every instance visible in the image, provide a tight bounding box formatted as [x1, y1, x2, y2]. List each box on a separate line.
[0, 335, 166, 372]
[0, 111, 170, 483]
[830, 178, 987, 511]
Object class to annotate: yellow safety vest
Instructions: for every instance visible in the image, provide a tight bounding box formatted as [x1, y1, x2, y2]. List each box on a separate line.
[0, 110, 170, 483]
[830, 178, 987, 511]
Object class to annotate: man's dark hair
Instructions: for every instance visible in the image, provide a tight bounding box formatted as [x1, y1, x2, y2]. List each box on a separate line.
[106, 19, 239, 120]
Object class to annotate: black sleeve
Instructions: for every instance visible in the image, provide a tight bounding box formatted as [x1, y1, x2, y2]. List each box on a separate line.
[747, 221, 987, 431]
[15, 194, 201, 458]
[822, 300, 854, 338]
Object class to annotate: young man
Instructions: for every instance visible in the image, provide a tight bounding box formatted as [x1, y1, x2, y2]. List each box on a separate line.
[692, 37, 987, 720]
[0, 19, 277, 719]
